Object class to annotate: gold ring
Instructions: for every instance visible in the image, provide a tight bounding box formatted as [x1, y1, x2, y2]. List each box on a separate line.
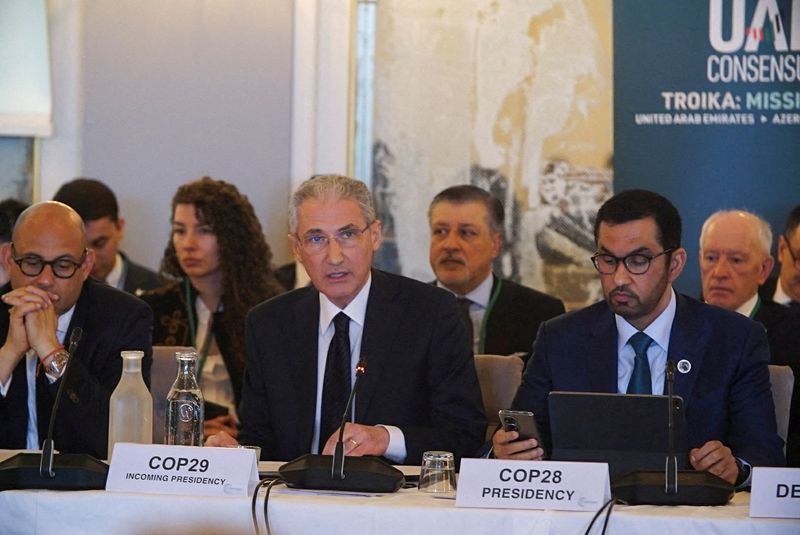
[349, 439, 359, 447]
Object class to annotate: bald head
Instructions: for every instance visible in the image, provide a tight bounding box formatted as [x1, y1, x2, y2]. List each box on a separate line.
[699, 210, 774, 311]
[4, 201, 93, 314]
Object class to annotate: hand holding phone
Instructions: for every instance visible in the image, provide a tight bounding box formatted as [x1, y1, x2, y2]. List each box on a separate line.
[498, 409, 541, 444]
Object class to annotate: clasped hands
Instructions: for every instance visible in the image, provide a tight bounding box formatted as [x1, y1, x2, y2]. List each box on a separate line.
[206, 422, 389, 457]
[492, 429, 739, 485]
[0, 286, 61, 383]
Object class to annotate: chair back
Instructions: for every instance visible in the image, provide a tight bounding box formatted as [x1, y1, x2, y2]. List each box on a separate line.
[768, 364, 795, 451]
[474, 353, 525, 441]
[151, 346, 195, 444]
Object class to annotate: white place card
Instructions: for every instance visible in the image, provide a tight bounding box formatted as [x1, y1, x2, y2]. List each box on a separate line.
[456, 458, 610, 511]
[750, 467, 800, 518]
[106, 443, 259, 497]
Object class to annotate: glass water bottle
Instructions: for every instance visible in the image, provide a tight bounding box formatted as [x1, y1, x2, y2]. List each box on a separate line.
[165, 350, 204, 446]
[108, 350, 153, 460]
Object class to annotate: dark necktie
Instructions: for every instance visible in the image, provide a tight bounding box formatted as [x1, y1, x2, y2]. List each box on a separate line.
[456, 297, 474, 347]
[626, 332, 654, 395]
[319, 312, 351, 452]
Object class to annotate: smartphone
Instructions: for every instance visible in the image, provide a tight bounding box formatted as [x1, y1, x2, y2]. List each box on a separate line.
[498, 409, 541, 444]
[203, 400, 230, 420]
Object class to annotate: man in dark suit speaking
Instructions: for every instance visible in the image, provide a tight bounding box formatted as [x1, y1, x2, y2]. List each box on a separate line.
[209, 175, 485, 463]
[493, 190, 784, 486]
[0, 202, 152, 459]
[428, 185, 564, 361]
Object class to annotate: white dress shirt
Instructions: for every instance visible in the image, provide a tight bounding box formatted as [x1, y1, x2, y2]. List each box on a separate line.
[437, 272, 493, 352]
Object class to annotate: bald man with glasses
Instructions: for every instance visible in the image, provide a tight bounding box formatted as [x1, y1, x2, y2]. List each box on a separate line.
[0, 202, 152, 459]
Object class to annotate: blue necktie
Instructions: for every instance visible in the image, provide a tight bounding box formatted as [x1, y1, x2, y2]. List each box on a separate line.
[626, 332, 654, 394]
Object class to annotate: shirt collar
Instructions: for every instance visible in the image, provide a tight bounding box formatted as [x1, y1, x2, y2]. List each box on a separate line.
[615, 287, 676, 353]
[436, 271, 493, 308]
[105, 253, 124, 289]
[319, 272, 372, 333]
[57, 305, 77, 344]
[734, 292, 760, 318]
[773, 279, 795, 306]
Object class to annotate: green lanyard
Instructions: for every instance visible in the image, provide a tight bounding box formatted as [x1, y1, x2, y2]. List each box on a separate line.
[476, 277, 503, 354]
[183, 278, 216, 378]
[748, 295, 762, 320]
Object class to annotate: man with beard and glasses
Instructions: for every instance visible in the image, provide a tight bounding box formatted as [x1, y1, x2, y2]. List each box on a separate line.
[492, 189, 784, 487]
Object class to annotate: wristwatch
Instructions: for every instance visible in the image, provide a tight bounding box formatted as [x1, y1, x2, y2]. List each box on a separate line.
[46, 349, 71, 378]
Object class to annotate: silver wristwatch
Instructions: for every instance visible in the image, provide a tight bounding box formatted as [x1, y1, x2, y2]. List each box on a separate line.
[46, 349, 70, 378]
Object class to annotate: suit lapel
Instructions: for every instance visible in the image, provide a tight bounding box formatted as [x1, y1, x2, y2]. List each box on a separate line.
[588, 305, 619, 392]
[666, 294, 704, 408]
[356, 270, 401, 421]
[290, 288, 321, 450]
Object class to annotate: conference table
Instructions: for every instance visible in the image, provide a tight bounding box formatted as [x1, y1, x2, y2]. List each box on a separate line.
[1, 459, 798, 535]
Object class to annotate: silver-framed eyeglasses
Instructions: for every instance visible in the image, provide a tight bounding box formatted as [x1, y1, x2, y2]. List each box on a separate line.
[10, 243, 88, 279]
[590, 248, 675, 275]
[297, 223, 372, 253]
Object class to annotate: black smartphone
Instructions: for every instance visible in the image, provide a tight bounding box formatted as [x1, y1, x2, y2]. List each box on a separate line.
[203, 400, 229, 420]
[498, 409, 541, 444]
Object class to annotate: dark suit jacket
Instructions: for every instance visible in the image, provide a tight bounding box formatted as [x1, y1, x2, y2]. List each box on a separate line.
[140, 280, 245, 408]
[482, 276, 565, 361]
[0, 279, 153, 458]
[238, 269, 486, 463]
[754, 298, 800, 466]
[512, 293, 785, 468]
[121, 252, 162, 295]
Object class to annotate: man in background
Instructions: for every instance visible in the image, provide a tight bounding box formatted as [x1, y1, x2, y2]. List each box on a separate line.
[0, 202, 152, 458]
[0, 198, 29, 286]
[53, 178, 161, 295]
[760, 205, 800, 312]
[494, 190, 784, 486]
[699, 209, 800, 466]
[428, 185, 564, 361]
[210, 175, 485, 463]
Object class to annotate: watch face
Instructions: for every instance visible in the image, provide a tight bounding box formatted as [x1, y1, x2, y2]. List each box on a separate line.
[48, 350, 70, 377]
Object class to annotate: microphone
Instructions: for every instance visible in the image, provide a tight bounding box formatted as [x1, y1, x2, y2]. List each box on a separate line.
[0, 327, 109, 491]
[612, 360, 734, 505]
[279, 358, 404, 493]
[331, 360, 366, 480]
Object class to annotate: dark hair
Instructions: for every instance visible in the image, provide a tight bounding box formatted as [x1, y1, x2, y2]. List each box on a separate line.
[161, 177, 284, 364]
[428, 184, 504, 234]
[0, 198, 29, 243]
[53, 178, 119, 222]
[785, 205, 800, 236]
[594, 189, 682, 249]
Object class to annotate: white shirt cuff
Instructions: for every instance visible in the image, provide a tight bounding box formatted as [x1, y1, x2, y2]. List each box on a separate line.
[378, 425, 407, 464]
[0, 375, 11, 397]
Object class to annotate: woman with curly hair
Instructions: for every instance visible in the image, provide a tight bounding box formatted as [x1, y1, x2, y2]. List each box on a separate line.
[141, 177, 284, 439]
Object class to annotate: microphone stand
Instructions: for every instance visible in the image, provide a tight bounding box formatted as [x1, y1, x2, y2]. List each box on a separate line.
[331, 360, 366, 480]
[40, 327, 82, 478]
[665, 360, 677, 495]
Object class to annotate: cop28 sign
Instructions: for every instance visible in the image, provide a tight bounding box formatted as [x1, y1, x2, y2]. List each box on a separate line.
[628, 0, 799, 127]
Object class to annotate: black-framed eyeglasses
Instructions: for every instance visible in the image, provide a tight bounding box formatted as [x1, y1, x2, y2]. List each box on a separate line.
[296, 223, 372, 254]
[784, 233, 800, 269]
[10, 243, 88, 279]
[590, 248, 675, 275]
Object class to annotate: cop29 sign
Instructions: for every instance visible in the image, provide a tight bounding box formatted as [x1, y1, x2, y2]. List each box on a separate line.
[622, 0, 799, 128]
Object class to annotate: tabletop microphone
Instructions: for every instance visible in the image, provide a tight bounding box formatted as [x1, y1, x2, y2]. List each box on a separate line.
[279, 358, 404, 493]
[612, 360, 733, 505]
[0, 327, 109, 491]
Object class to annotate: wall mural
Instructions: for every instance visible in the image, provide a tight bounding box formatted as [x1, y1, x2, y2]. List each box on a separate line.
[365, 0, 612, 309]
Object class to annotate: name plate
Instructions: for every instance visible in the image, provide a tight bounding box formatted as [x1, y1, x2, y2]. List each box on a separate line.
[106, 443, 259, 497]
[750, 467, 800, 518]
[456, 458, 610, 511]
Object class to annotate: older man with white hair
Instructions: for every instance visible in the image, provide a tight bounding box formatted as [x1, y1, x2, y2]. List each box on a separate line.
[699, 209, 800, 466]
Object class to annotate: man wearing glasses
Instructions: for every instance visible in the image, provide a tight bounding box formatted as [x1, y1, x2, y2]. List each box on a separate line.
[209, 174, 485, 464]
[492, 190, 784, 486]
[0, 201, 152, 459]
[760, 205, 800, 313]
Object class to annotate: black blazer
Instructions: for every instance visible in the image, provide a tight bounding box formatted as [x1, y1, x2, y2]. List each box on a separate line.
[482, 276, 565, 361]
[512, 293, 785, 467]
[753, 298, 800, 466]
[238, 269, 486, 463]
[120, 252, 162, 295]
[0, 279, 153, 458]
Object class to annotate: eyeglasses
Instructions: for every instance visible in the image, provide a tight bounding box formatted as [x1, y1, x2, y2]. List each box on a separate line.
[10, 244, 88, 279]
[296, 223, 372, 254]
[591, 248, 675, 275]
[784, 233, 800, 269]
